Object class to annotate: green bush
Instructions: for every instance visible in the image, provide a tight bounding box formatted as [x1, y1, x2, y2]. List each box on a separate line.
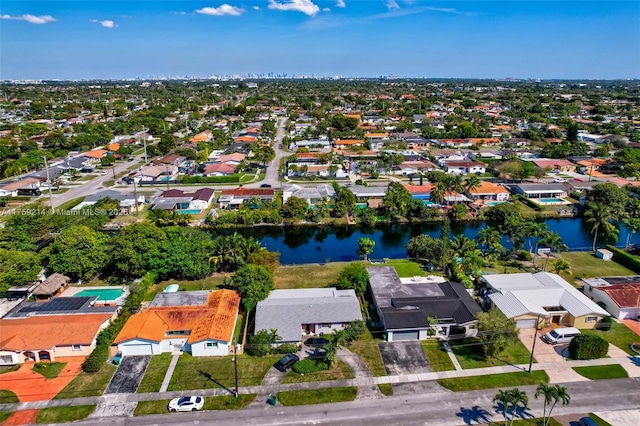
[274, 343, 299, 354]
[82, 343, 109, 372]
[516, 250, 533, 261]
[596, 316, 613, 331]
[568, 334, 609, 360]
[606, 245, 640, 273]
[292, 359, 330, 374]
[180, 175, 240, 184]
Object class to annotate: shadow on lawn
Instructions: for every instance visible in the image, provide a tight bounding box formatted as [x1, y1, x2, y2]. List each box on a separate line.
[456, 405, 492, 425]
[197, 370, 236, 396]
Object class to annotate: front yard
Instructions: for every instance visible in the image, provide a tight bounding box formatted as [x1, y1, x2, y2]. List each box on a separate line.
[35, 405, 96, 424]
[347, 330, 387, 377]
[137, 353, 173, 393]
[0, 390, 18, 404]
[167, 353, 279, 391]
[437, 371, 549, 392]
[421, 341, 456, 372]
[580, 322, 639, 355]
[572, 364, 629, 380]
[32, 362, 67, 379]
[53, 364, 116, 399]
[133, 395, 255, 416]
[282, 360, 353, 384]
[277, 387, 357, 406]
[448, 338, 532, 369]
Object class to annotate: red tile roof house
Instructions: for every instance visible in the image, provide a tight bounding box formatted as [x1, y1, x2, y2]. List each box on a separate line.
[582, 277, 640, 320]
[532, 159, 576, 173]
[153, 188, 216, 211]
[114, 290, 240, 356]
[218, 188, 275, 209]
[202, 162, 237, 176]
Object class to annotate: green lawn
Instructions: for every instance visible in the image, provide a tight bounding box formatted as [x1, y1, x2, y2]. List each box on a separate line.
[347, 331, 387, 377]
[167, 353, 279, 391]
[580, 322, 639, 355]
[54, 364, 116, 399]
[58, 197, 86, 210]
[144, 275, 226, 301]
[588, 413, 613, 426]
[368, 259, 436, 278]
[277, 387, 357, 406]
[32, 362, 67, 379]
[137, 353, 173, 393]
[542, 252, 635, 283]
[421, 341, 456, 372]
[572, 364, 629, 380]
[437, 371, 549, 392]
[492, 419, 562, 426]
[377, 383, 393, 396]
[0, 412, 11, 424]
[282, 360, 354, 384]
[448, 338, 533, 369]
[0, 390, 18, 404]
[233, 311, 246, 345]
[36, 405, 95, 424]
[134, 395, 255, 416]
[274, 262, 347, 289]
[0, 365, 20, 374]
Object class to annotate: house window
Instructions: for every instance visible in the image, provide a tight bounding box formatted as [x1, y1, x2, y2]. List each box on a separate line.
[585, 316, 598, 323]
[320, 323, 331, 328]
[205, 342, 218, 349]
[166, 330, 191, 336]
[0, 355, 13, 364]
[72, 345, 82, 351]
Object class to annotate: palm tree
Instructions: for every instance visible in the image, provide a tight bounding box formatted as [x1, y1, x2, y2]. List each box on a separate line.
[477, 226, 503, 254]
[493, 389, 513, 425]
[623, 217, 640, 249]
[535, 384, 570, 426]
[540, 231, 568, 271]
[449, 174, 466, 204]
[450, 235, 477, 258]
[430, 183, 446, 205]
[508, 388, 529, 426]
[585, 203, 619, 252]
[528, 222, 549, 267]
[547, 386, 570, 423]
[551, 258, 572, 276]
[464, 174, 481, 194]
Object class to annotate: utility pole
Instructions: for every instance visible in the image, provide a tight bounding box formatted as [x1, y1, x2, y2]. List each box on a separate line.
[143, 138, 148, 164]
[233, 349, 239, 398]
[132, 178, 139, 215]
[43, 156, 54, 213]
[528, 314, 542, 373]
[166, 164, 170, 190]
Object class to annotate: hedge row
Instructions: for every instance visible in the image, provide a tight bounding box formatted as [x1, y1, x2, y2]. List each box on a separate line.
[180, 175, 240, 184]
[516, 195, 543, 211]
[606, 245, 640, 273]
[82, 271, 157, 373]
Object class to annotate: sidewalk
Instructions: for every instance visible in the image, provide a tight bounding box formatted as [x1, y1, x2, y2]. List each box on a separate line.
[2, 353, 637, 413]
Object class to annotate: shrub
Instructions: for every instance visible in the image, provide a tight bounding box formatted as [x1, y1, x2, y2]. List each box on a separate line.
[606, 245, 640, 273]
[246, 330, 272, 357]
[82, 343, 109, 372]
[568, 334, 609, 360]
[274, 343, 299, 354]
[596, 316, 613, 331]
[343, 320, 366, 343]
[516, 250, 533, 261]
[291, 358, 330, 374]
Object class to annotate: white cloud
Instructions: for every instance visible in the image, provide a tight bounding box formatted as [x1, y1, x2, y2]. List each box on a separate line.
[336, 0, 346, 7]
[268, 0, 320, 17]
[385, 0, 399, 11]
[196, 5, 245, 16]
[323, 7, 331, 12]
[1, 14, 56, 24]
[90, 19, 117, 28]
[425, 6, 458, 14]
[253, 6, 260, 10]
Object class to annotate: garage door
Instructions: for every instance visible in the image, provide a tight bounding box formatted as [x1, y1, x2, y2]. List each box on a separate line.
[121, 344, 153, 356]
[392, 331, 420, 341]
[516, 319, 537, 329]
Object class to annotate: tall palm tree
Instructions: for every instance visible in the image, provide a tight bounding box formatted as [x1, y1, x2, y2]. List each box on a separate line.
[528, 222, 549, 266]
[464, 174, 482, 194]
[585, 203, 619, 252]
[493, 389, 512, 425]
[540, 231, 568, 271]
[508, 388, 529, 426]
[547, 386, 570, 423]
[430, 182, 446, 205]
[477, 226, 503, 254]
[623, 217, 640, 249]
[535, 385, 570, 426]
[449, 174, 466, 204]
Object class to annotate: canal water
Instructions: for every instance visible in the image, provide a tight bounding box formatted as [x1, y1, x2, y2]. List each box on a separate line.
[224, 218, 635, 265]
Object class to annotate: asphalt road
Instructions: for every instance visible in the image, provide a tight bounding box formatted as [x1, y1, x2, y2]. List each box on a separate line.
[62, 378, 640, 426]
[246, 117, 289, 189]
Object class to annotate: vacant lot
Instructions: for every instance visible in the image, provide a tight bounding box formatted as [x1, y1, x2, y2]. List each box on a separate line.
[274, 262, 346, 289]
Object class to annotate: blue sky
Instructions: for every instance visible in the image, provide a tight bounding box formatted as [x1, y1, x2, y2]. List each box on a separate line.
[1, 1, 639, 79]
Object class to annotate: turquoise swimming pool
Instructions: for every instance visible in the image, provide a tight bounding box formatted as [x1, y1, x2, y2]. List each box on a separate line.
[75, 288, 124, 301]
[538, 198, 566, 203]
[177, 209, 202, 215]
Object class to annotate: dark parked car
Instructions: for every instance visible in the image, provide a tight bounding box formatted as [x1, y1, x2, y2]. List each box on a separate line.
[304, 337, 329, 347]
[273, 354, 299, 372]
[260, 183, 272, 188]
[578, 417, 598, 426]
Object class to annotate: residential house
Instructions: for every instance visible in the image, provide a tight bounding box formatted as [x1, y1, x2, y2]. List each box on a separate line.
[282, 184, 336, 205]
[114, 290, 240, 356]
[532, 159, 575, 173]
[334, 139, 364, 149]
[152, 188, 215, 212]
[436, 139, 474, 148]
[465, 182, 510, 203]
[254, 288, 362, 344]
[83, 149, 108, 162]
[398, 161, 439, 176]
[189, 130, 213, 143]
[218, 187, 275, 209]
[0, 178, 42, 197]
[202, 162, 237, 176]
[367, 267, 481, 341]
[483, 272, 610, 329]
[138, 165, 178, 182]
[441, 160, 486, 175]
[73, 190, 146, 214]
[292, 139, 331, 150]
[348, 185, 387, 208]
[582, 276, 640, 320]
[509, 183, 568, 199]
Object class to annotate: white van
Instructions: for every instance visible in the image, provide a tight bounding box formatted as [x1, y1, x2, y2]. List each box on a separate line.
[542, 327, 581, 345]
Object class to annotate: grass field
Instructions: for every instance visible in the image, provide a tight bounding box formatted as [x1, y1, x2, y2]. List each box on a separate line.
[145, 275, 227, 301]
[377, 383, 393, 396]
[32, 362, 67, 379]
[421, 341, 456, 372]
[137, 353, 173, 393]
[367, 259, 434, 278]
[537, 252, 635, 283]
[448, 338, 533, 369]
[0, 412, 11, 424]
[437, 371, 549, 392]
[233, 312, 246, 345]
[572, 364, 629, 380]
[277, 387, 357, 406]
[54, 364, 116, 399]
[282, 360, 354, 384]
[347, 330, 387, 377]
[58, 197, 86, 210]
[0, 390, 18, 404]
[133, 395, 255, 416]
[36, 405, 95, 424]
[167, 353, 279, 391]
[580, 322, 639, 356]
[274, 262, 347, 289]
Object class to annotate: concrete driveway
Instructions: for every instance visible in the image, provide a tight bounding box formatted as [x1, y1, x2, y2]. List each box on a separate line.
[104, 355, 150, 394]
[519, 329, 568, 364]
[378, 341, 432, 375]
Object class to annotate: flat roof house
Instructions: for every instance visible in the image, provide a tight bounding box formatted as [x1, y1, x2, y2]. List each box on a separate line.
[254, 288, 362, 344]
[114, 289, 240, 356]
[483, 272, 610, 329]
[508, 183, 568, 199]
[367, 267, 482, 341]
[218, 188, 275, 210]
[282, 184, 336, 205]
[582, 276, 640, 320]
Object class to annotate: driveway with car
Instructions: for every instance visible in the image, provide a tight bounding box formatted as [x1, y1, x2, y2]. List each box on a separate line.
[104, 355, 151, 394]
[378, 341, 432, 375]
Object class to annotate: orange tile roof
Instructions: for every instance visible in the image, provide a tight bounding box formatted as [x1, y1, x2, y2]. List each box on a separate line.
[0, 314, 112, 351]
[469, 138, 500, 144]
[84, 149, 107, 159]
[234, 136, 257, 143]
[365, 132, 389, 138]
[468, 181, 510, 195]
[403, 184, 434, 194]
[114, 290, 240, 344]
[106, 143, 120, 152]
[334, 139, 364, 145]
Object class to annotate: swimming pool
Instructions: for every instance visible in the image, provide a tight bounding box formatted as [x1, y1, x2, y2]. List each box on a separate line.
[164, 284, 179, 293]
[538, 198, 566, 203]
[177, 209, 202, 215]
[75, 288, 124, 301]
[486, 201, 506, 206]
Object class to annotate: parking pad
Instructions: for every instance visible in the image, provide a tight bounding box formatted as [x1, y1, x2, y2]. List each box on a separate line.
[104, 355, 151, 394]
[378, 341, 432, 375]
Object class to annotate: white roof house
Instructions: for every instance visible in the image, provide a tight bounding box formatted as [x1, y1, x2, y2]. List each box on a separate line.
[483, 272, 609, 328]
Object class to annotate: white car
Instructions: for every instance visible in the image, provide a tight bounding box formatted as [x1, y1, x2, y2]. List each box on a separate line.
[167, 396, 204, 412]
[554, 178, 567, 183]
[100, 171, 108, 176]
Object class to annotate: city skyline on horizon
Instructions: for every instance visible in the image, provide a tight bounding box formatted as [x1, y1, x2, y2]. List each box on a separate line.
[1, 1, 639, 80]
